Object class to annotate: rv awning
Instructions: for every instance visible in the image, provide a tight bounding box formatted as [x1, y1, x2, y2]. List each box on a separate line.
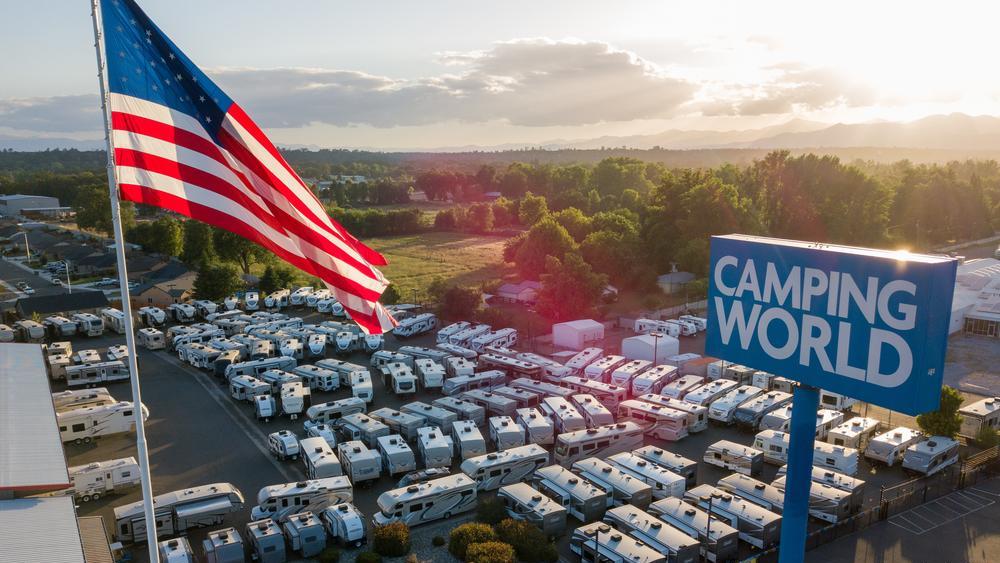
[175, 496, 233, 518]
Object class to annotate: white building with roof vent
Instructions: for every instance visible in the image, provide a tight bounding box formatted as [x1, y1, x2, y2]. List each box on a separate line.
[951, 258, 1000, 337]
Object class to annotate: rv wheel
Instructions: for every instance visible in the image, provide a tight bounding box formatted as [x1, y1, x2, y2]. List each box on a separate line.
[81, 495, 92, 502]
[91, 493, 101, 501]
[74, 438, 83, 445]
[444, 511, 452, 519]
[83, 437, 92, 444]
[354, 539, 364, 548]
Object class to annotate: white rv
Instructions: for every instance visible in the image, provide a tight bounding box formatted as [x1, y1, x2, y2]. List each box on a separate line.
[565, 347, 604, 375]
[435, 397, 486, 426]
[616, 399, 689, 442]
[230, 375, 270, 402]
[369, 408, 427, 442]
[717, 473, 786, 515]
[733, 390, 793, 428]
[659, 375, 704, 401]
[437, 320, 472, 343]
[191, 299, 218, 319]
[320, 503, 367, 548]
[630, 364, 680, 397]
[158, 537, 195, 562]
[280, 381, 309, 420]
[633, 446, 698, 488]
[413, 358, 446, 390]
[534, 465, 610, 522]
[819, 390, 858, 412]
[704, 440, 763, 476]
[267, 430, 301, 461]
[334, 413, 390, 449]
[648, 497, 739, 563]
[902, 436, 960, 476]
[244, 291, 260, 311]
[254, 395, 277, 422]
[462, 389, 519, 418]
[201, 527, 244, 563]
[541, 396, 587, 434]
[0, 323, 14, 343]
[445, 356, 477, 378]
[584, 355, 628, 382]
[515, 407, 555, 446]
[510, 377, 575, 400]
[560, 376, 629, 411]
[250, 477, 353, 522]
[488, 415, 526, 451]
[437, 342, 477, 360]
[337, 441, 382, 486]
[756, 430, 860, 474]
[283, 511, 326, 558]
[138, 328, 165, 350]
[380, 362, 418, 395]
[306, 397, 366, 425]
[264, 289, 290, 310]
[72, 348, 102, 365]
[289, 286, 314, 306]
[448, 323, 491, 347]
[245, 518, 285, 562]
[516, 352, 572, 380]
[707, 385, 764, 424]
[570, 522, 667, 563]
[469, 327, 518, 352]
[70, 313, 104, 336]
[377, 434, 418, 476]
[13, 319, 45, 342]
[374, 473, 477, 527]
[865, 426, 924, 466]
[602, 505, 701, 563]
[775, 464, 868, 515]
[960, 396, 1000, 439]
[58, 402, 147, 445]
[300, 437, 344, 479]
[609, 359, 652, 390]
[442, 370, 506, 396]
[44, 315, 78, 338]
[306, 288, 330, 308]
[292, 364, 339, 392]
[417, 426, 454, 469]
[571, 394, 615, 427]
[224, 356, 297, 382]
[827, 417, 880, 449]
[634, 393, 709, 434]
[769, 475, 853, 524]
[260, 369, 302, 395]
[572, 456, 653, 509]
[98, 307, 126, 334]
[304, 421, 340, 449]
[451, 420, 488, 460]
[52, 387, 115, 413]
[607, 452, 685, 500]
[683, 379, 739, 407]
[137, 306, 166, 327]
[477, 353, 544, 381]
[684, 485, 782, 550]
[393, 312, 438, 338]
[114, 483, 245, 543]
[498, 483, 568, 536]
[47, 353, 72, 381]
[553, 422, 645, 467]
[67, 456, 141, 502]
[165, 304, 196, 324]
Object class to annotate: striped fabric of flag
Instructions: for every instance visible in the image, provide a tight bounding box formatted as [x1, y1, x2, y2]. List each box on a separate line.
[100, 0, 396, 334]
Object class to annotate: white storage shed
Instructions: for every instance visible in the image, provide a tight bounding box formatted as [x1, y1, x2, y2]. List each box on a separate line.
[552, 319, 604, 349]
[621, 334, 679, 364]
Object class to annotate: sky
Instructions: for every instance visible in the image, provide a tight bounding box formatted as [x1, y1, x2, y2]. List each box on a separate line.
[2, 0, 999, 149]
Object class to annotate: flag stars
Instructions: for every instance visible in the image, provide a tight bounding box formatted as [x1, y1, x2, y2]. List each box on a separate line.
[205, 116, 212, 123]
[165, 79, 171, 85]
[151, 84, 158, 92]
[118, 50, 125, 58]
[199, 96, 206, 103]
[116, 25, 123, 32]
[145, 29, 152, 36]
[146, 37, 152, 44]
[132, 41, 140, 49]
[168, 53, 176, 60]
[175, 73, 182, 81]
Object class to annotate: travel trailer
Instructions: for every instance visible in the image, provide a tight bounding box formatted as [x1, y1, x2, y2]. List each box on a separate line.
[683, 379, 739, 407]
[541, 396, 588, 434]
[224, 356, 297, 382]
[572, 394, 615, 427]
[64, 361, 130, 388]
[289, 286, 314, 306]
[334, 413, 390, 448]
[733, 391, 793, 428]
[659, 375, 705, 401]
[280, 381, 309, 420]
[401, 402, 458, 430]
[72, 313, 105, 336]
[684, 485, 782, 549]
[865, 427, 925, 466]
[437, 342, 477, 360]
[243, 291, 260, 311]
[52, 387, 116, 413]
[434, 397, 486, 426]
[703, 440, 763, 476]
[337, 441, 382, 486]
[47, 353, 72, 380]
[489, 416, 526, 451]
[570, 522, 667, 563]
[902, 436, 960, 476]
[229, 375, 270, 402]
[137, 328, 165, 350]
[165, 304, 196, 324]
[609, 359, 652, 390]
[960, 397, 1000, 439]
[373, 474, 478, 526]
[67, 457, 141, 502]
[369, 408, 427, 442]
[708, 385, 765, 424]
[371, 350, 413, 370]
[630, 364, 680, 397]
[301, 437, 344, 479]
[759, 405, 844, 439]
[534, 465, 610, 522]
[477, 353, 544, 381]
[201, 527, 244, 563]
[264, 289, 290, 310]
[819, 390, 858, 412]
[616, 399, 689, 441]
[606, 452, 685, 500]
[469, 327, 518, 352]
[292, 364, 340, 392]
[827, 417, 880, 450]
[493, 386, 543, 409]
[716, 473, 785, 514]
[437, 321, 472, 343]
[114, 483, 245, 543]
[448, 323, 492, 347]
[462, 389, 518, 417]
[14, 319, 46, 342]
[304, 421, 339, 449]
[445, 356, 477, 378]
[254, 395, 277, 422]
[755, 430, 859, 475]
[397, 345, 453, 364]
[377, 434, 418, 476]
[58, 402, 148, 444]
[565, 347, 604, 375]
[414, 358, 446, 390]
[442, 370, 506, 396]
[769, 475, 853, 523]
[137, 306, 166, 327]
[678, 315, 707, 331]
[158, 537, 195, 561]
[509, 378, 577, 402]
[260, 369, 303, 396]
[267, 430, 300, 461]
[283, 512, 326, 558]
[649, 497, 739, 563]
[417, 426, 454, 469]
[72, 348, 102, 365]
[451, 420, 488, 460]
[250, 477, 353, 522]
[306, 397, 366, 424]
[44, 315, 78, 338]
[245, 518, 285, 563]
[517, 352, 572, 380]
[584, 355, 628, 382]
[498, 483, 568, 536]
[634, 318, 679, 336]
[602, 505, 701, 563]
[634, 394, 709, 433]
[516, 407, 555, 446]
[633, 446, 698, 489]
[0, 324, 13, 343]
[97, 307, 126, 334]
[393, 312, 438, 338]
[320, 503, 367, 548]
[461, 444, 550, 491]
[572, 457, 653, 509]
[553, 422, 645, 467]
[192, 299, 218, 319]
[559, 376, 628, 411]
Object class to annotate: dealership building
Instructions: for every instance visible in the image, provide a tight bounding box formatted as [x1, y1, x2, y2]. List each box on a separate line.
[950, 258, 1000, 338]
[0, 194, 62, 217]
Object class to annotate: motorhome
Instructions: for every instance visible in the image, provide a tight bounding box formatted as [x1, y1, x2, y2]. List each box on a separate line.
[377, 435, 418, 476]
[603, 505, 701, 563]
[560, 376, 629, 411]
[827, 417, 880, 450]
[70, 313, 105, 336]
[392, 312, 438, 338]
[304, 421, 339, 449]
[437, 321, 472, 343]
[442, 370, 506, 396]
[337, 441, 382, 486]
[534, 465, 610, 522]
[254, 395, 277, 422]
[902, 437, 960, 476]
[250, 477, 353, 522]
[498, 483, 568, 536]
[401, 402, 458, 430]
[52, 388, 115, 413]
[703, 440, 763, 476]
[659, 375, 704, 401]
[493, 386, 543, 409]
[570, 522, 667, 563]
[445, 356, 477, 378]
[769, 475, 853, 523]
[370, 350, 413, 370]
[283, 511, 326, 558]
[292, 364, 340, 392]
[517, 352, 572, 381]
[451, 420, 488, 460]
[305, 288, 330, 308]
[684, 485, 782, 549]
[515, 407, 555, 446]
[717, 474, 785, 515]
[865, 427, 924, 466]
[44, 315, 78, 338]
[369, 408, 426, 442]
[460, 443, 550, 491]
[469, 327, 518, 352]
[437, 342, 477, 360]
[136, 328, 165, 351]
[417, 426, 454, 469]
[607, 452, 685, 500]
[306, 397, 366, 425]
[264, 289, 290, 310]
[244, 291, 260, 310]
[649, 498, 739, 563]
[819, 390, 859, 412]
[289, 286, 313, 306]
[573, 457, 653, 509]
[13, 319, 46, 342]
[565, 347, 604, 375]
[245, 518, 284, 562]
[224, 356, 297, 382]
[630, 364, 679, 397]
[230, 375, 271, 402]
[584, 355, 628, 382]
[137, 306, 166, 327]
[435, 397, 486, 426]
[67, 457, 141, 502]
[462, 389, 518, 417]
[166, 303, 196, 324]
[633, 446, 698, 489]
[65, 361, 130, 388]
[617, 400, 689, 442]
[413, 358, 446, 390]
[334, 413, 390, 448]
[489, 416, 525, 451]
[114, 483, 245, 543]
[733, 391, 793, 428]
[541, 396, 587, 434]
[553, 422, 645, 467]
[374, 474, 478, 527]
[320, 503, 367, 548]
[960, 397, 1000, 439]
[0, 324, 13, 343]
[609, 359, 652, 390]
[301, 437, 344, 479]
[682, 379, 739, 407]
[511, 377, 575, 399]
[448, 323, 492, 347]
[572, 394, 615, 427]
[477, 353, 544, 381]
[708, 385, 765, 424]
[634, 394, 708, 434]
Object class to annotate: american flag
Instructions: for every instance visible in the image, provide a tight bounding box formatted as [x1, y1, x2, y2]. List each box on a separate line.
[100, 0, 396, 334]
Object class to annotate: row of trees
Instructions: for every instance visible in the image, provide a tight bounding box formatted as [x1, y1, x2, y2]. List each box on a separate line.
[318, 179, 411, 206]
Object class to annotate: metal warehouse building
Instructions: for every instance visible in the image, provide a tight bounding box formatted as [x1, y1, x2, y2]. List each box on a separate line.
[0, 194, 61, 216]
[949, 258, 1000, 338]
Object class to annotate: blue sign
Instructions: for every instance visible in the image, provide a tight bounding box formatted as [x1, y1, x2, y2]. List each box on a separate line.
[705, 235, 957, 416]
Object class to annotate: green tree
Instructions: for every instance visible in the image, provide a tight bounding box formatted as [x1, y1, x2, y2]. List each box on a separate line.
[214, 229, 272, 276]
[916, 386, 965, 438]
[464, 203, 495, 233]
[434, 208, 460, 230]
[491, 197, 515, 227]
[518, 192, 549, 226]
[381, 284, 401, 305]
[449, 523, 497, 560]
[437, 285, 482, 320]
[536, 252, 608, 321]
[513, 219, 577, 279]
[148, 216, 184, 256]
[466, 542, 516, 563]
[75, 184, 136, 235]
[193, 262, 243, 301]
[259, 264, 295, 294]
[180, 220, 216, 267]
[551, 207, 592, 242]
[580, 229, 642, 285]
[499, 167, 529, 198]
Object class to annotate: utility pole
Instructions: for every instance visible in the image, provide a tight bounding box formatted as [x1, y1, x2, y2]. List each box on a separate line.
[65, 259, 72, 294]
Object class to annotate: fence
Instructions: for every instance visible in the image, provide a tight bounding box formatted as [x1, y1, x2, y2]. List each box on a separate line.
[743, 446, 1000, 562]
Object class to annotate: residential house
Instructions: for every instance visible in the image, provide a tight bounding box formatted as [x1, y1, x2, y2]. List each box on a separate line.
[495, 280, 541, 305]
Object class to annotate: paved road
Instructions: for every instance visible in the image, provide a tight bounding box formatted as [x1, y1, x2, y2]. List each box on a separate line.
[0, 257, 70, 300]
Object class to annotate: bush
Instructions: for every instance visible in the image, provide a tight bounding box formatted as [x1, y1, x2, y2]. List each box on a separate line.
[466, 541, 516, 563]
[372, 522, 411, 557]
[477, 497, 507, 525]
[317, 547, 340, 563]
[495, 518, 559, 562]
[405, 555, 419, 563]
[432, 536, 446, 547]
[977, 426, 1000, 448]
[356, 553, 382, 563]
[449, 523, 497, 560]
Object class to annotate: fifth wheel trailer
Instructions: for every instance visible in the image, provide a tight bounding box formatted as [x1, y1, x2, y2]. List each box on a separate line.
[114, 483, 245, 543]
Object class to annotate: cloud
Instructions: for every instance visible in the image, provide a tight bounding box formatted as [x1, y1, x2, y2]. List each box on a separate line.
[0, 95, 102, 133]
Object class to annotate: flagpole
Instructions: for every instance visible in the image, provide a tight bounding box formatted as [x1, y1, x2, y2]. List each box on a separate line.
[89, 1, 161, 560]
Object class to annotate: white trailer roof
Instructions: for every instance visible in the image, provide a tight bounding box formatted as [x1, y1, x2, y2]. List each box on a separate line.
[0, 497, 85, 563]
[1, 343, 70, 493]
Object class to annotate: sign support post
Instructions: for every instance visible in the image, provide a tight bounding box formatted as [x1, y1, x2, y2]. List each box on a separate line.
[777, 384, 819, 563]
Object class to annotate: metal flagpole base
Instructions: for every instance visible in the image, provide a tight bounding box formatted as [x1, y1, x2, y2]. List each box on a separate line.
[778, 383, 820, 563]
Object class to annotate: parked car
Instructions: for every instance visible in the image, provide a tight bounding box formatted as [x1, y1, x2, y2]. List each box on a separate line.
[95, 278, 117, 287]
[51, 278, 63, 286]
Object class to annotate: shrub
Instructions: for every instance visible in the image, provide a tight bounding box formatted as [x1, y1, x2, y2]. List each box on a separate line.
[317, 547, 340, 563]
[432, 536, 446, 547]
[477, 497, 507, 525]
[372, 522, 411, 557]
[449, 522, 497, 560]
[466, 541, 516, 563]
[356, 552, 382, 563]
[495, 518, 558, 562]
[405, 554, 419, 563]
[977, 426, 1000, 448]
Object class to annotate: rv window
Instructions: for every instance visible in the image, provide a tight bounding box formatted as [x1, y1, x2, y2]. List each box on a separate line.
[121, 524, 128, 534]
[72, 423, 85, 432]
[122, 472, 131, 477]
[825, 458, 835, 466]
[569, 447, 580, 456]
[834, 438, 844, 446]
[60, 426, 67, 432]
[123, 410, 133, 416]
[583, 442, 596, 452]
[596, 440, 609, 449]
[822, 396, 837, 406]
[409, 503, 423, 513]
[264, 546, 276, 553]
[714, 452, 722, 459]
[462, 489, 474, 497]
[490, 469, 502, 477]
[282, 499, 289, 507]
[770, 445, 782, 453]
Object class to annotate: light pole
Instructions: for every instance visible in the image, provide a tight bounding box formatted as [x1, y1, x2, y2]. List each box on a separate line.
[651, 331, 663, 365]
[14, 231, 30, 262]
[65, 259, 72, 294]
